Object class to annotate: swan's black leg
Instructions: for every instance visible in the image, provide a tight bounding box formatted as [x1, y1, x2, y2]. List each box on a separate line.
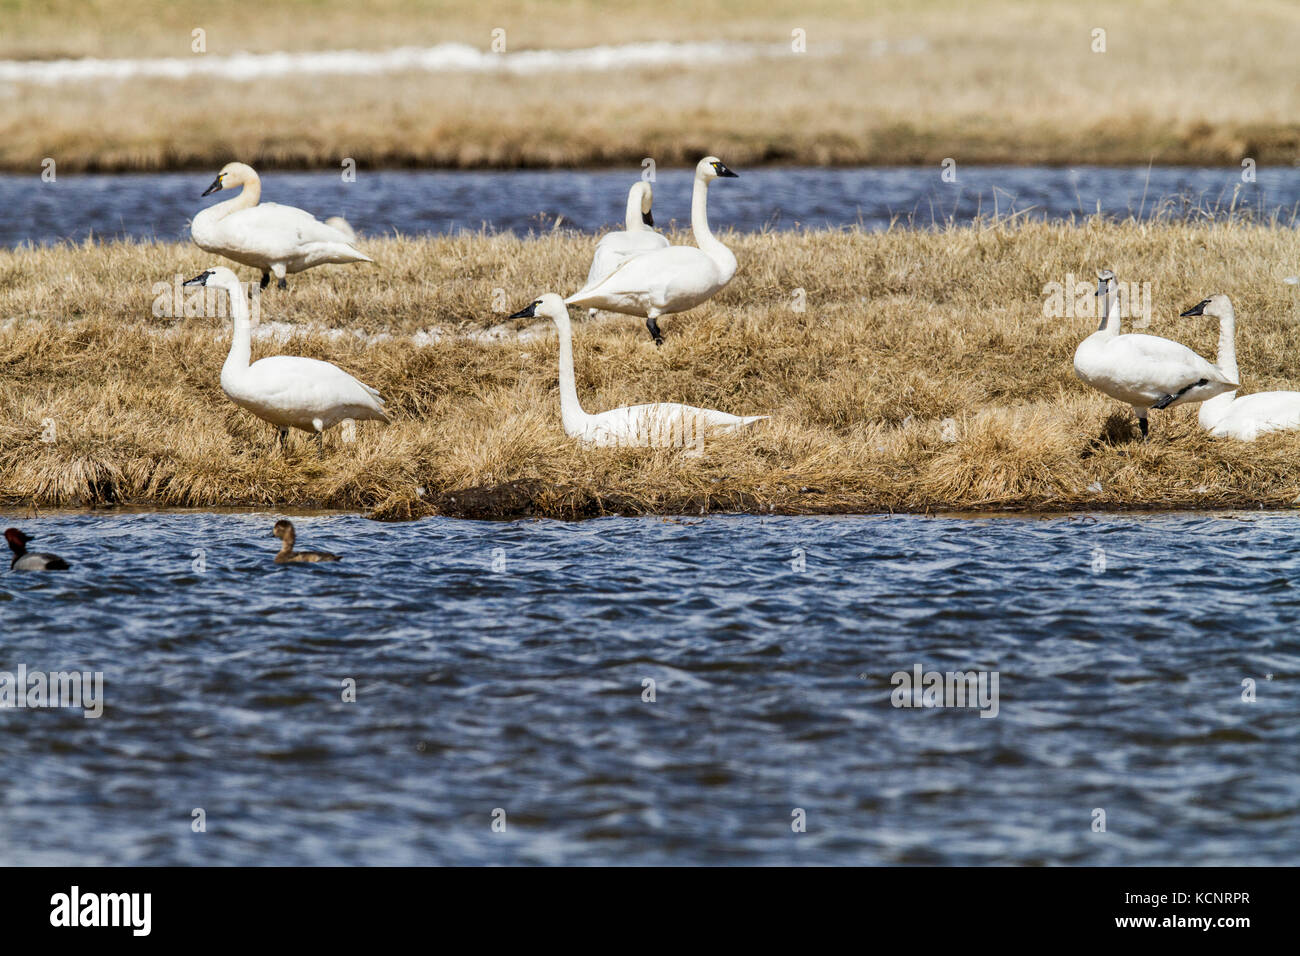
[1138, 417, 1149, 440]
[260, 272, 271, 290]
[315, 432, 324, 458]
[277, 277, 288, 290]
[277, 427, 289, 451]
[646, 317, 664, 346]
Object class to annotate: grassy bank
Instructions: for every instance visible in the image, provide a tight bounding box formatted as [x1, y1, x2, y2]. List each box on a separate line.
[4, 221, 1300, 518]
[2, 1, 1298, 171]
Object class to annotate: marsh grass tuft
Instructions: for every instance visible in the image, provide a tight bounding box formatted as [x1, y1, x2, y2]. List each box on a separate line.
[4, 218, 1300, 519]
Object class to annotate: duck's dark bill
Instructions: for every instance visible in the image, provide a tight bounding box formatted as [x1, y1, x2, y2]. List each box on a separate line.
[509, 304, 537, 319]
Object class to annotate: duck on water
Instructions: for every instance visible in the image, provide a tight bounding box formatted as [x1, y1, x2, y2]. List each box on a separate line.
[4, 528, 71, 571]
[273, 520, 341, 563]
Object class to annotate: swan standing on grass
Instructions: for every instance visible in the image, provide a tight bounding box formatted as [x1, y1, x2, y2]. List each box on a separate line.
[566, 157, 739, 345]
[511, 294, 767, 447]
[191, 162, 373, 290]
[580, 182, 669, 308]
[1180, 294, 1300, 440]
[1073, 270, 1237, 439]
[184, 267, 389, 453]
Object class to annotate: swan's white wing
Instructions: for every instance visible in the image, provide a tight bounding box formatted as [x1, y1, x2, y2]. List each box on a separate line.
[585, 230, 670, 286]
[212, 206, 372, 266]
[235, 356, 388, 426]
[1077, 332, 1237, 407]
[583, 402, 766, 447]
[567, 246, 718, 312]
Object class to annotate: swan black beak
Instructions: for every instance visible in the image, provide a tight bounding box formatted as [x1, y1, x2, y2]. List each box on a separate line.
[201, 176, 224, 197]
[183, 270, 214, 287]
[1180, 299, 1210, 317]
[509, 302, 538, 319]
[712, 162, 738, 178]
[642, 210, 655, 226]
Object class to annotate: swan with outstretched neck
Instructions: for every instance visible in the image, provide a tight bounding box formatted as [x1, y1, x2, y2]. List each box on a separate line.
[1180, 294, 1300, 440]
[184, 266, 389, 452]
[191, 162, 372, 290]
[272, 520, 340, 563]
[511, 294, 767, 447]
[581, 182, 669, 300]
[565, 157, 739, 344]
[1073, 270, 1237, 439]
[4, 528, 71, 571]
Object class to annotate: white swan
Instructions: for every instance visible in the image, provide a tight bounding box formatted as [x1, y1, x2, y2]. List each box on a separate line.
[582, 182, 669, 300]
[191, 162, 372, 290]
[511, 294, 767, 447]
[565, 157, 738, 344]
[1180, 293, 1300, 440]
[1074, 270, 1237, 438]
[183, 266, 389, 451]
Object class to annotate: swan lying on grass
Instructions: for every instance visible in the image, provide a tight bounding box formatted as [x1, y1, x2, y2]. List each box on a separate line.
[566, 157, 738, 345]
[581, 182, 669, 310]
[184, 266, 389, 453]
[191, 162, 372, 290]
[1073, 270, 1237, 439]
[511, 293, 767, 447]
[1180, 294, 1300, 440]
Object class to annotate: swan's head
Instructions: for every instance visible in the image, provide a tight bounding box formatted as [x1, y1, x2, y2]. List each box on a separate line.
[1095, 269, 1117, 296]
[183, 265, 242, 293]
[273, 520, 295, 543]
[633, 182, 655, 225]
[509, 293, 569, 325]
[1181, 293, 1233, 319]
[697, 156, 739, 182]
[202, 161, 258, 196]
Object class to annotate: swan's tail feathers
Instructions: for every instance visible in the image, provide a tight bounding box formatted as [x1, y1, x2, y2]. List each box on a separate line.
[729, 414, 770, 429]
[325, 216, 358, 243]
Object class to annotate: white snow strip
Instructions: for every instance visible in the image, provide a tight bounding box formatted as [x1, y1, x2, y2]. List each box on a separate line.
[0, 40, 861, 85]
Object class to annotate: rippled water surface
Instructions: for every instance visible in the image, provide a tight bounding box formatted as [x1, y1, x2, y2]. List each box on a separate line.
[3, 165, 1298, 247]
[1, 510, 1297, 865]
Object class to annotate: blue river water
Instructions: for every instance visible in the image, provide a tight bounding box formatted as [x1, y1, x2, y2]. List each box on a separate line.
[2, 165, 1297, 247]
[1, 510, 1296, 865]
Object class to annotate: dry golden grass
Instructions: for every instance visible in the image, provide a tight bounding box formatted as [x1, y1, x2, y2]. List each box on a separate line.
[2, 0, 1298, 170]
[3, 218, 1300, 519]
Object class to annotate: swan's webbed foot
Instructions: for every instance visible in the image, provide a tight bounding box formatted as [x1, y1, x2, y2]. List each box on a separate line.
[260, 272, 271, 290]
[646, 317, 664, 346]
[277, 277, 288, 291]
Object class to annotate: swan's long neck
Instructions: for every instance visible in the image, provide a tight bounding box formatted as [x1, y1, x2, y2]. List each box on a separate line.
[1200, 304, 1240, 428]
[221, 281, 252, 385]
[553, 313, 589, 436]
[625, 188, 644, 232]
[207, 176, 261, 222]
[1096, 281, 1122, 337]
[690, 175, 736, 278]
